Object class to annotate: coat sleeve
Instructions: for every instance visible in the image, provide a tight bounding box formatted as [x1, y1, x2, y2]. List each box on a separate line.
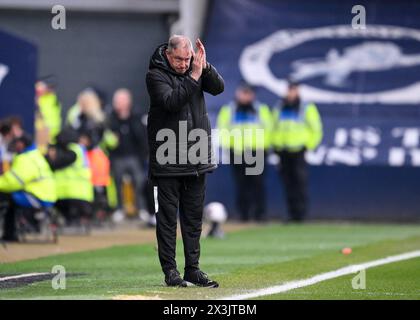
[146, 69, 200, 113]
[0, 155, 36, 192]
[46, 147, 77, 171]
[305, 103, 323, 150]
[201, 63, 225, 96]
[0, 170, 23, 192]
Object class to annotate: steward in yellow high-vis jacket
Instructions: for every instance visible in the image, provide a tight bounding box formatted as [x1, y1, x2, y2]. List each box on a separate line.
[35, 77, 62, 146]
[46, 130, 94, 224]
[54, 143, 93, 203]
[0, 135, 56, 241]
[217, 83, 271, 222]
[272, 82, 323, 222]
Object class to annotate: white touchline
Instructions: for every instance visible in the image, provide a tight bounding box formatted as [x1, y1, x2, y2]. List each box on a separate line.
[0, 273, 49, 282]
[220, 250, 420, 300]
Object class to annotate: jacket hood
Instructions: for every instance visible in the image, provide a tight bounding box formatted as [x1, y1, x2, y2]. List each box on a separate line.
[149, 43, 192, 76]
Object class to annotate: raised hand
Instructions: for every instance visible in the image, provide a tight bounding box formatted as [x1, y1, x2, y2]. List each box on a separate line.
[191, 49, 203, 81]
[196, 38, 207, 68]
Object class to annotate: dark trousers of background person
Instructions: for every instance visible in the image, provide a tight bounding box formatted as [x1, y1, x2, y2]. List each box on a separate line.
[278, 149, 308, 222]
[55, 199, 92, 225]
[0, 192, 17, 240]
[112, 156, 147, 211]
[151, 174, 206, 275]
[230, 151, 266, 222]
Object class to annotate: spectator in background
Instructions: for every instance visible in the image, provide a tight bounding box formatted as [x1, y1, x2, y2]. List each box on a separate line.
[271, 81, 323, 222]
[81, 128, 112, 223]
[66, 89, 115, 223]
[8, 116, 24, 139]
[66, 87, 105, 123]
[35, 75, 62, 148]
[46, 129, 94, 226]
[0, 117, 24, 174]
[108, 88, 151, 223]
[66, 88, 118, 152]
[0, 119, 13, 174]
[0, 134, 56, 241]
[67, 89, 106, 147]
[217, 83, 272, 222]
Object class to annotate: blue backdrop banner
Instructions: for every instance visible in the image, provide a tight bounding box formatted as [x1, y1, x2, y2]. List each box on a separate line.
[203, 0, 420, 219]
[0, 30, 37, 133]
[204, 0, 420, 167]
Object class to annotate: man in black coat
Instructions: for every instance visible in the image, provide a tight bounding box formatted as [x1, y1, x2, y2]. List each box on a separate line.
[146, 35, 224, 287]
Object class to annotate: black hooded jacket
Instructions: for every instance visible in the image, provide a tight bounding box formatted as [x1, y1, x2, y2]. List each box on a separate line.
[146, 43, 224, 177]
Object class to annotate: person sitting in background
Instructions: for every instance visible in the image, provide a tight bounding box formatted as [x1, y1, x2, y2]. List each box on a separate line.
[35, 75, 62, 149]
[46, 130, 94, 226]
[0, 135, 56, 241]
[0, 116, 24, 174]
[45, 130, 77, 172]
[8, 116, 24, 139]
[107, 88, 151, 224]
[0, 119, 13, 174]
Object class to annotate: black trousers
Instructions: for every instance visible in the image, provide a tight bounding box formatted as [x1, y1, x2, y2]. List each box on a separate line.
[278, 150, 308, 221]
[55, 199, 92, 224]
[151, 174, 206, 274]
[230, 152, 266, 221]
[0, 192, 17, 240]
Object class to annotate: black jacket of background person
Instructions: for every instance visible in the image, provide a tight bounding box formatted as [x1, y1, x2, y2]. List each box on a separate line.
[108, 110, 148, 164]
[146, 43, 224, 177]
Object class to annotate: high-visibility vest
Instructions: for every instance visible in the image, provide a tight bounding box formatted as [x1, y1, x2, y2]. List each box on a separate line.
[217, 102, 272, 154]
[54, 143, 94, 202]
[271, 102, 323, 152]
[87, 147, 111, 187]
[37, 92, 62, 143]
[0, 145, 57, 203]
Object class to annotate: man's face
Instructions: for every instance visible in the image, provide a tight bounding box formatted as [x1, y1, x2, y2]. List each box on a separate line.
[35, 81, 49, 97]
[166, 47, 192, 74]
[235, 88, 255, 105]
[11, 124, 23, 138]
[286, 86, 299, 102]
[113, 91, 132, 117]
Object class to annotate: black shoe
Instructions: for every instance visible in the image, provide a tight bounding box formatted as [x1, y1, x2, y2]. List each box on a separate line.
[184, 270, 219, 288]
[165, 269, 188, 287]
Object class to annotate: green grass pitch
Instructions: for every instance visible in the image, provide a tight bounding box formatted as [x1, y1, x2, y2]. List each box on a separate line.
[1, 223, 419, 300]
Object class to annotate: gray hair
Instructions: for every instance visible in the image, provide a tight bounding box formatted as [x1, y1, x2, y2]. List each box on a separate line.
[167, 35, 193, 53]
